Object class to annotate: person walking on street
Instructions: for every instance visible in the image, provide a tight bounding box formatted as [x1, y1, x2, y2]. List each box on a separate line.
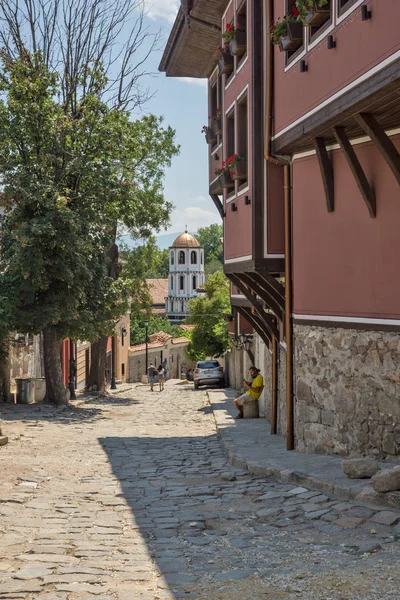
[163, 358, 169, 380]
[147, 363, 158, 392]
[158, 364, 165, 391]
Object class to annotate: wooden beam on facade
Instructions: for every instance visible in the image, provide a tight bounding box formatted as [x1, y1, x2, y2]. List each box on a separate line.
[229, 273, 279, 340]
[356, 113, 400, 186]
[313, 137, 335, 212]
[236, 306, 271, 345]
[333, 126, 376, 217]
[209, 193, 225, 219]
[240, 273, 283, 322]
[246, 272, 285, 316]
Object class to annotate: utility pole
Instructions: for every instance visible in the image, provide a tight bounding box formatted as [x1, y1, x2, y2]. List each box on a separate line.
[69, 339, 76, 400]
[144, 320, 149, 373]
[111, 335, 117, 390]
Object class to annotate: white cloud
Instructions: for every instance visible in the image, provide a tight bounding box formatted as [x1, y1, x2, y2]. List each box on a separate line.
[144, 0, 179, 23]
[176, 77, 208, 89]
[167, 205, 220, 234]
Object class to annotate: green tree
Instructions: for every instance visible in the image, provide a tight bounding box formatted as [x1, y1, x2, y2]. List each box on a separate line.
[0, 51, 178, 403]
[124, 240, 170, 279]
[196, 224, 223, 269]
[186, 271, 230, 360]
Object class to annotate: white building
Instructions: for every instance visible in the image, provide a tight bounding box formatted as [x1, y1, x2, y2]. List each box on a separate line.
[165, 230, 205, 323]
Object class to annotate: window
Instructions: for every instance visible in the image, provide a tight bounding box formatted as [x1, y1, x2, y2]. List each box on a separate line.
[338, 0, 358, 15]
[170, 251, 174, 265]
[236, 1, 247, 66]
[192, 275, 197, 290]
[121, 363, 125, 376]
[201, 252, 203, 264]
[180, 275, 184, 291]
[170, 276, 173, 290]
[181, 302, 184, 312]
[226, 108, 235, 164]
[191, 251, 197, 264]
[178, 250, 185, 264]
[237, 92, 248, 186]
[307, 0, 331, 42]
[285, 0, 304, 66]
[210, 82, 218, 143]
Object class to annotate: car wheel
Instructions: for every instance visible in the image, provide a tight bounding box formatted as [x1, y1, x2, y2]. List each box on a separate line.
[219, 380, 225, 388]
[194, 382, 199, 390]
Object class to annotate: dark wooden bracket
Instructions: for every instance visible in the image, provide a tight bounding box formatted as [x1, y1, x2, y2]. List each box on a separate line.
[240, 272, 283, 323]
[355, 113, 400, 187]
[228, 273, 279, 340]
[333, 126, 376, 218]
[236, 305, 271, 346]
[209, 193, 224, 219]
[313, 137, 334, 212]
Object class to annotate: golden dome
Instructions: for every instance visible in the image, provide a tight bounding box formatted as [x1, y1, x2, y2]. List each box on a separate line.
[171, 231, 200, 248]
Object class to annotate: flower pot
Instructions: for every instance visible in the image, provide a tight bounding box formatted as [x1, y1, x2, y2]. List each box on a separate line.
[205, 130, 217, 145]
[231, 161, 247, 181]
[229, 30, 247, 57]
[218, 52, 234, 75]
[305, 0, 331, 26]
[219, 171, 234, 189]
[279, 22, 303, 52]
[212, 117, 222, 136]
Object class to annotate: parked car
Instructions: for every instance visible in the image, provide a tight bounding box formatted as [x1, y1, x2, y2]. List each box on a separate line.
[193, 360, 224, 389]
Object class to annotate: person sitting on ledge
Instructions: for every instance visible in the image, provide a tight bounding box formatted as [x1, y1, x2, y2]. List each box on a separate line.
[233, 366, 264, 420]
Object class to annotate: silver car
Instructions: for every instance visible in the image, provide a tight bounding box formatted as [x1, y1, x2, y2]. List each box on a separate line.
[193, 360, 224, 389]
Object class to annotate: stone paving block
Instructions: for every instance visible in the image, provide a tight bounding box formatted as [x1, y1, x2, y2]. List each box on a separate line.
[14, 566, 53, 579]
[369, 511, 400, 526]
[334, 517, 366, 529]
[304, 508, 332, 520]
[287, 487, 308, 495]
[255, 507, 283, 519]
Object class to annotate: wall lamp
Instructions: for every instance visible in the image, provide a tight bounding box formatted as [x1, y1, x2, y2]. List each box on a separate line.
[327, 35, 336, 49]
[300, 60, 308, 73]
[231, 202, 237, 212]
[244, 196, 251, 205]
[361, 4, 371, 20]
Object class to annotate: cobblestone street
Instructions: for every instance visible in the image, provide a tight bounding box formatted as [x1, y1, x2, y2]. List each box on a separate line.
[1, 381, 400, 600]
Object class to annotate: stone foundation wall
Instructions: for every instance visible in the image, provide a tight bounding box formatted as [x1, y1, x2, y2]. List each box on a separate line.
[294, 325, 400, 459]
[277, 345, 287, 438]
[262, 342, 272, 422]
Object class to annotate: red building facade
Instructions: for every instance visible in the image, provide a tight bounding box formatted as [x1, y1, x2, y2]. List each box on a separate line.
[160, 0, 400, 459]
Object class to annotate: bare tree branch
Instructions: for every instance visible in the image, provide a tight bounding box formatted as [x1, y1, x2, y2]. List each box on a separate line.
[0, 0, 159, 111]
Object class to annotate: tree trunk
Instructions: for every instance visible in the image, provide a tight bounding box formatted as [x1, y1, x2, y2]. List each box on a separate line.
[43, 328, 67, 405]
[87, 231, 120, 391]
[0, 337, 10, 403]
[87, 335, 108, 392]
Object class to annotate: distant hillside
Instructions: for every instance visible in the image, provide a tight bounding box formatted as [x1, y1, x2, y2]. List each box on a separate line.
[119, 231, 197, 250]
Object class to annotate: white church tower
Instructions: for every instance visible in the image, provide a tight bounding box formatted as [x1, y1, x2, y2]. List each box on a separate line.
[165, 228, 205, 323]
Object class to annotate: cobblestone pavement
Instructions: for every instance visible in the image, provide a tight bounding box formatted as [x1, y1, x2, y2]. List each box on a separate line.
[1, 381, 400, 600]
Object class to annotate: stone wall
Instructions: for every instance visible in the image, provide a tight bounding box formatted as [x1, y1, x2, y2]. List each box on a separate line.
[278, 344, 287, 438]
[294, 325, 400, 459]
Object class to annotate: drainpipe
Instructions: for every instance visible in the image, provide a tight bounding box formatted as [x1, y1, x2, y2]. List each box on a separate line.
[284, 164, 294, 450]
[271, 335, 278, 434]
[265, 0, 295, 450]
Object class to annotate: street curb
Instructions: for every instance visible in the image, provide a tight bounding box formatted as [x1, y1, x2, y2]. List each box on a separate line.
[207, 391, 395, 509]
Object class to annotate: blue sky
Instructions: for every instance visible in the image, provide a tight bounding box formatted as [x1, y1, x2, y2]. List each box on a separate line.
[136, 1, 221, 243]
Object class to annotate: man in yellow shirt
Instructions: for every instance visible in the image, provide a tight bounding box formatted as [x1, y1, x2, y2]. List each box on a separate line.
[233, 367, 264, 419]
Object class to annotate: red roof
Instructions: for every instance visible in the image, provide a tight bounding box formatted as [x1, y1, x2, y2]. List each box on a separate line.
[146, 279, 168, 306]
[129, 331, 189, 352]
[172, 337, 190, 345]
